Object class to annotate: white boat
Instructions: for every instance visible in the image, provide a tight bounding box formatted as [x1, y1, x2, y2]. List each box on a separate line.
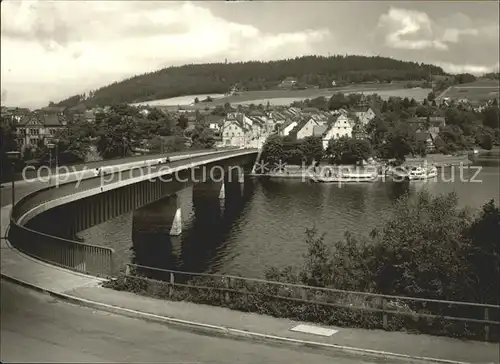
[407, 165, 438, 180]
[310, 171, 377, 183]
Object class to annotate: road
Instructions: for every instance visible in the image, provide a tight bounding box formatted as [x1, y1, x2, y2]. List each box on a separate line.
[0, 279, 396, 363]
[2, 148, 232, 185]
[1, 149, 254, 208]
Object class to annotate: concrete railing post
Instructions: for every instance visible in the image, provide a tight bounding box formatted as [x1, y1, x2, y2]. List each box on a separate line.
[169, 272, 175, 298]
[224, 277, 231, 303]
[484, 307, 490, 342]
[382, 298, 388, 329]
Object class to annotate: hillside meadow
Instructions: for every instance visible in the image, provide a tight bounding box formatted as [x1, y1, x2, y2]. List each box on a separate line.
[132, 84, 432, 108]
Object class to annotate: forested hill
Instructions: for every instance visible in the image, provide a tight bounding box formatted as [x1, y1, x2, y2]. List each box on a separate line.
[54, 55, 446, 108]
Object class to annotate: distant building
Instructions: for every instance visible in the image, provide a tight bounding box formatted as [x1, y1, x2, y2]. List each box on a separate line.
[354, 108, 376, 126]
[279, 77, 298, 88]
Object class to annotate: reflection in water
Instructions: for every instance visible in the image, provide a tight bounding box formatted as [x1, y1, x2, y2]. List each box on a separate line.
[129, 178, 255, 274]
[76, 158, 499, 278]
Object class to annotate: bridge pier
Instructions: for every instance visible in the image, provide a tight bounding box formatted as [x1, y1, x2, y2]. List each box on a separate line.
[167, 194, 183, 236]
[224, 165, 245, 197]
[132, 193, 182, 236]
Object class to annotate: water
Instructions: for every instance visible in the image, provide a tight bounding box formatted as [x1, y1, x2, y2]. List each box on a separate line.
[77, 152, 499, 278]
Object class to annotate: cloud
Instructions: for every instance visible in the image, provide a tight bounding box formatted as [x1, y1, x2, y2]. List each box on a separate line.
[437, 62, 500, 75]
[378, 8, 448, 50]
[0, 0, 330, 108]
[377, 7, 496, 51]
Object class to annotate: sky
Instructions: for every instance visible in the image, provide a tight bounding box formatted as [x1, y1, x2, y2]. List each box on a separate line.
[1, 0, 499, 108]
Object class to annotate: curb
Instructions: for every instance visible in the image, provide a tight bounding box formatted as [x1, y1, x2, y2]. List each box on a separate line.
[0, 273, 471, 364]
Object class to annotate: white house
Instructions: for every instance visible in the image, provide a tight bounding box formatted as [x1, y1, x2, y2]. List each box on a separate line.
[222, 116, 250, 147]
[280, 120, 298, 137]
[296, 118, 319, 139]
[354, 108, 376, 126]
[321, 115, 354, 149]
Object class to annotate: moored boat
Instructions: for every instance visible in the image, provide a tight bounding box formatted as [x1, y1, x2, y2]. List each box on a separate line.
[387, 164, 438, 181]
[310, 171, 377, 183]
[408, 165, 438, 180]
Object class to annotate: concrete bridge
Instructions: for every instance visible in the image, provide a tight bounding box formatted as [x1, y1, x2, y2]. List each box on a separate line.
[8, 148, 258, 276]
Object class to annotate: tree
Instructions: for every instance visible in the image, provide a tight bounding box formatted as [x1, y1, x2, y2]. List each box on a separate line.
[261, 135, 284, 168]
[465, 200, 500, 304]
[0, 117, 18, 181]
[95, 105, 141, 159]
[177, 114, 189, 129]
[478, 133, 493, 150]
[299, 136, 324, 165]
[299, 227, 332, 287]
[52, 124, 92, 163]
[482, 106, 499, 129]
[194, 97, 200, 104]
[343, 138, 372, 164]
[326, 137, 372, 165]
[190, 125, 215, 149]
[427, 91, 436, 102]
[415, 105, 430, 117]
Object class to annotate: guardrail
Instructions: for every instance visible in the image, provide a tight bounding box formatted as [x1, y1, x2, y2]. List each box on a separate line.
[8, 222, 114, 277]
[7, 148, 257, 277]
[8, 184, 114, 277]
[120, 264, 500, 342]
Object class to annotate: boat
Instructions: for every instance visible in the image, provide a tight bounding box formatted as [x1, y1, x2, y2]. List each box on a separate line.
[408, 165, 438, 180]
[387, 164, 438, 181]
[310, 171, 377, 183]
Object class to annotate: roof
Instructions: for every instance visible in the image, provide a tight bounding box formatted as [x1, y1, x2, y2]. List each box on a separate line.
[301, 107, 320, 114]
[416, 131, 432, 142]
[248, 110, 265, 117]
[313, 125, 328, 137]
[408, 117, 446, 126]
[282, 119, 298, 129]
[41, 106, 66, 113]
[247, 115, 266, 126]
[204, 115, 224, 124]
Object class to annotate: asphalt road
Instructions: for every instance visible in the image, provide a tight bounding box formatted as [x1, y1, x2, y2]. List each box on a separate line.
[5, 148, 231, 182]
[0, 279, 396, 363]
[1, 149, 254, 208]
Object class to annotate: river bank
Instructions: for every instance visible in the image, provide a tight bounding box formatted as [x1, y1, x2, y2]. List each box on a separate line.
[249, 154, 472, 179]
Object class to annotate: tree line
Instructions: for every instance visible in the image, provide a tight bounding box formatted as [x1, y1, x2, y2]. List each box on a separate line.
[53, 55, 446, 108]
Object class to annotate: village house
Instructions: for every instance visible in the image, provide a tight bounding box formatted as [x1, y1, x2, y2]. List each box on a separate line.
[321, 114, 355, 149]
[16, 111, 68, 151]
[279, 119, 298, 137]
[415, 131, 437, 152]
[354, 108, 376, 126]
[294, 118, 319, 139]
[221, 115, 249, 147]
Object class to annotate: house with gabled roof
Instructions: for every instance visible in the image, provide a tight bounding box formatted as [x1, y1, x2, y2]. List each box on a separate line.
[222, 114, 250, 147]
[295, 117, 320, 140]
[279, 119, 299, 137]
[16, 111, 68, 151]
[321, 114, 355, 149]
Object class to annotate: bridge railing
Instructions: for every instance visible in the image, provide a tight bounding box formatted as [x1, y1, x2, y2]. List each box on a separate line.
[8, 148, 257, 278]
[120, 263, 500, 342]
[9, 185, 115, 277]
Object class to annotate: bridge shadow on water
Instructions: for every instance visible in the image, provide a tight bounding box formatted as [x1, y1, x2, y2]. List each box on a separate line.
[130, 178, 255, 278]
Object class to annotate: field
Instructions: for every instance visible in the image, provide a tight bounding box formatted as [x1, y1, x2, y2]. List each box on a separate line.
[132, 83, 432, 109]
[439, 79, 499, 102]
